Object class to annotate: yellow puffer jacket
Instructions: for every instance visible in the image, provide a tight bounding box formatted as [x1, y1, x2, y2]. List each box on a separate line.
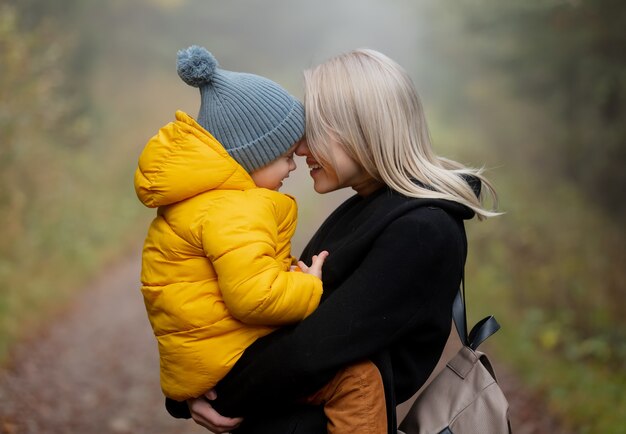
[134, 111, 323, 401]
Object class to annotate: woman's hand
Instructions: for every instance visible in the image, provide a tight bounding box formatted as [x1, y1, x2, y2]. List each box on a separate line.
[187, 389, 243, 433]
[298, 250, 329, 279]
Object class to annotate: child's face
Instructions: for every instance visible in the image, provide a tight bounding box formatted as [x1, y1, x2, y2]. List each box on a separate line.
[250, 149, 297, 191]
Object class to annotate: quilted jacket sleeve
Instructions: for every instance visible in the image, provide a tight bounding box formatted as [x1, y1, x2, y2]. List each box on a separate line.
[201, 192, 322, 326]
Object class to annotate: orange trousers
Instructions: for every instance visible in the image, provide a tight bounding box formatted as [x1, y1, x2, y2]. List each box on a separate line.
[304, 360, 387, 434]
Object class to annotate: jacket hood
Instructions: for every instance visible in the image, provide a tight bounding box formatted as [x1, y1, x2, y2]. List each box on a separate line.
[429, 195, 476, 220]
[443, 173, 482, 220]
[407, 174, 481, 220]
[135, 111, 254, 208]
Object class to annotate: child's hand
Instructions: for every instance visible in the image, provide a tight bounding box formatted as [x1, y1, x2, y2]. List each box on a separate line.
[297, 251, 329, 279]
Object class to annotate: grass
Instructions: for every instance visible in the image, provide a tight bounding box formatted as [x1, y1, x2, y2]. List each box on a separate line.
[0, 147, 148, 361]
[431, 116, 626, 433]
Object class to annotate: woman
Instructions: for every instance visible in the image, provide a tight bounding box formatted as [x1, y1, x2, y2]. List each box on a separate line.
[171, 48, 498, 433]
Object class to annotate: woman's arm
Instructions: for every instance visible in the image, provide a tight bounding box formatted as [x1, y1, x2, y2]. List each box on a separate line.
[212, 208, 463, 417]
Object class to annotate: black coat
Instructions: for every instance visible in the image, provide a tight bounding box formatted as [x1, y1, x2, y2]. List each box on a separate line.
[167, 185, 475, 433]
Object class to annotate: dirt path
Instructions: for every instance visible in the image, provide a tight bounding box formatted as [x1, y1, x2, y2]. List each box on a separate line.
[0, 249, 571, 434]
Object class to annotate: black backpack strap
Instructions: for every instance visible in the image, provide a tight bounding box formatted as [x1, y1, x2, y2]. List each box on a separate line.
[453, 224, 500, 351]
[452, 280, 469, 347]
[468, 315, 500, 351]
[453, 280, 500, 351]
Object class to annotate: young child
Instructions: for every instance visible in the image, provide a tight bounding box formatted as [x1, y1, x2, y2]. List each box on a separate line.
[135, 46, 386, 433]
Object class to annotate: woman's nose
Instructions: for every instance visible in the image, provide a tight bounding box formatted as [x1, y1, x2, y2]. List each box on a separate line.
[294, 139, 309, 156]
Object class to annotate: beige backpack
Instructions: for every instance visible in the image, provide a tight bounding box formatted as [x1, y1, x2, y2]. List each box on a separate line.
[397, 288, 512, 434]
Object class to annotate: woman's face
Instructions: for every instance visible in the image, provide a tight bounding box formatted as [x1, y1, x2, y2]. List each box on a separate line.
[295, 138, 376, 194]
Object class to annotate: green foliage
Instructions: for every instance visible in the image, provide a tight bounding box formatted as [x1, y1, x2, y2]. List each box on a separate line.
[422, 1, 626, 425]
[435, 0, 626, 219]
[430, 107, 626, 432]
[0, 1, 145, 359]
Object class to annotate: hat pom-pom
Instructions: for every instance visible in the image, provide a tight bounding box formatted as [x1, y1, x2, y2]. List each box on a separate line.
[177, 45, 218, 88]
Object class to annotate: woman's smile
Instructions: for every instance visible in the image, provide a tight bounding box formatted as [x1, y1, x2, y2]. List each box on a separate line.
[306, 158, 322, 177]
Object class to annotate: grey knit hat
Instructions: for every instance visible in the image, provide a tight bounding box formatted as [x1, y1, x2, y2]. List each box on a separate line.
[176, 46, 304, 173]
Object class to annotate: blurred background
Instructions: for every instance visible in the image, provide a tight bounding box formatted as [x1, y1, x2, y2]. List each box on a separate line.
[0, 0, 624, 432]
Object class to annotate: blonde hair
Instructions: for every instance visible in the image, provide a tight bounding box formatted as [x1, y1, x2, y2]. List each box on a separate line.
[303, 49, 499, 220]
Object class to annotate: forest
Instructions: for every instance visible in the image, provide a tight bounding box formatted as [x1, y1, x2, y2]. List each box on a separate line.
[0, 0, 624, 432]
